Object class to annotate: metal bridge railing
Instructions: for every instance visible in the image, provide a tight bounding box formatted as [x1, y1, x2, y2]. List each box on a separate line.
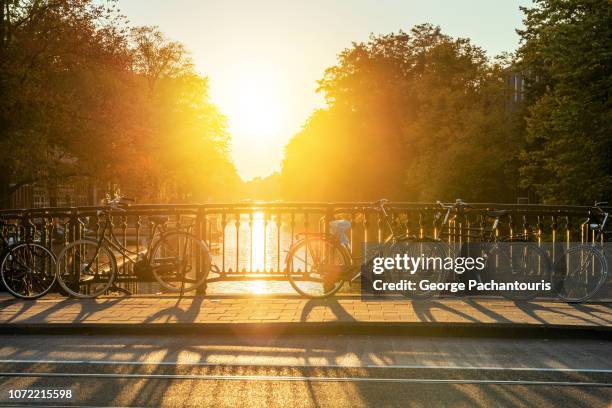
[0, 202, 604, 294]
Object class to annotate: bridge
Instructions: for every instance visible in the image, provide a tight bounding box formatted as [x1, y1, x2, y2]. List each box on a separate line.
[0, 201, 606, 297]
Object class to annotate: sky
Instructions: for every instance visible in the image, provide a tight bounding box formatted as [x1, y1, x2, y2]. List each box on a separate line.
[117, 0, 533, 181]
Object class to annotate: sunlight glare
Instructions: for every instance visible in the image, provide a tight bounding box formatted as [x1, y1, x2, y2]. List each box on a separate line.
[249, 281, 268, 295]
[224, 64, 289, 142]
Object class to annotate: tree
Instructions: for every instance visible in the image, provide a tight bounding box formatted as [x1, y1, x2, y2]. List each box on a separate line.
[517, 0, 612, 204]
[281, 24, 520, 202]
[125, 26, 240, 202]
[0, 0, 239, 207]
[0, 0, 132, 205]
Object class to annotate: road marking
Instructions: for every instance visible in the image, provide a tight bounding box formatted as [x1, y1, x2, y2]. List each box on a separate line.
[0, 371, 609, 386]
[0, 359, 610, 373]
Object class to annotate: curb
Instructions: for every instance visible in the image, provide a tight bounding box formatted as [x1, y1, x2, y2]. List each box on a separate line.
[0, 322, 609, 339]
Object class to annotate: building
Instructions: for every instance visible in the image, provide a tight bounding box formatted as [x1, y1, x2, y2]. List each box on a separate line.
[8, 178, 96, 209]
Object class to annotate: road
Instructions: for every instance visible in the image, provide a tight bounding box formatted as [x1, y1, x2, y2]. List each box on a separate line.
[0, 334, 609, 407]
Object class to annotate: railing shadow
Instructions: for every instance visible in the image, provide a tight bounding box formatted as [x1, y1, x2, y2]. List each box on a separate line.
[0, 295, 129, 324]
[411, 299, 481, 323]
[513, 301, 612, 325]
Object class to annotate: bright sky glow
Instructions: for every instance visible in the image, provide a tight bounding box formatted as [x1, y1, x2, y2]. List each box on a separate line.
[117, 0, 532, 180]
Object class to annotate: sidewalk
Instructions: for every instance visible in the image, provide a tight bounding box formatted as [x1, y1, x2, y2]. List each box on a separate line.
[0, 294, 610, 336]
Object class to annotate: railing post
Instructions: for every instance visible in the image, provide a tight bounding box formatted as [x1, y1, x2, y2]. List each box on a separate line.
[325, 205, 333, 235]
[221, 213, 227, 273]
[249, 212, 254, 273]
[196, 208, 207, 296]
[69, 209, 81, 243]
[68, 209, 81, 291]
[551, 216, 558, 263]
[276, 212, 282, 273]
[234, 212, 240, 273]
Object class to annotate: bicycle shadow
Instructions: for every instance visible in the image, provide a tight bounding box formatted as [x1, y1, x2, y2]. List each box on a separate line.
[463, 298, 513, 323]
[143, 296, 205, 323]
[0, 297, 37, 322]
[411, 299, 481, 323]
[32, 297, 127, 323]
[299, 298, 356, 322]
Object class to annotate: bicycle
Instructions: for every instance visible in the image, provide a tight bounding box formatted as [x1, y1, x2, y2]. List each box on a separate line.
[411, 199, 552, 301]
[284, 199, 419, 299]
[55, 197, 211, 298]
[285, 199, 552, 300]
[0, 212, 57, 299]
[553, 201, 609, 303]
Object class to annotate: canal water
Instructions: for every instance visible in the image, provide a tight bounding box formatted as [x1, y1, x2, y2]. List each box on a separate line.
[206, 212, 359, 295]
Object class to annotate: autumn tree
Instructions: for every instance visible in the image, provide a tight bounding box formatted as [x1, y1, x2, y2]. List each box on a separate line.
[0, 0, 239, 207]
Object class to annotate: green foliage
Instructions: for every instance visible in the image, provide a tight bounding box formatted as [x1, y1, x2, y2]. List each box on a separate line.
[281, 24, 520, 202]
[517, 0, 612, 204]
[0, 0, 239, 206]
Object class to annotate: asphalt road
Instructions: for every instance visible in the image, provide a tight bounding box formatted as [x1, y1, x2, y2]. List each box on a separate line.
[0, 334, 609, 407]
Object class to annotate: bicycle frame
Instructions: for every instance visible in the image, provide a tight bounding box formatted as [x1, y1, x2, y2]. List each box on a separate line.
[337, 208, 407, 284]
[93, 213, 159, 265]
[67, 210, 163, 286]
[590, 204, 609, 243]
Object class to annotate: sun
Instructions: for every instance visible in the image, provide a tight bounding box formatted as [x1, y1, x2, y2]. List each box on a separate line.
[210, 61, 293, 178]
[223, 66, 289, 141]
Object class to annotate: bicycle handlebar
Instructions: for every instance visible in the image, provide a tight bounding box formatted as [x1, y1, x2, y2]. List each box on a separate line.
[106, 196, 134, 209]
[437, 199, 473, 210]
[435, 199, 473, 227]
[591, 202, 610, 233]
[96, 196, 133, 216]
[436, 200, 453, 209]
[594, 201, 609, 215]
[371, 198, 389, 208]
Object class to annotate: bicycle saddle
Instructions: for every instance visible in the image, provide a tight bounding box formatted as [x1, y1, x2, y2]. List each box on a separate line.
[149, 215, 169, 224]
[485, 210, 509, 218]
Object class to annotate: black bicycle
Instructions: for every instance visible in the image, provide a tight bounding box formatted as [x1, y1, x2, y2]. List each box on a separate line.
[553, 201, 609, 303]
[408, 199, 552, 300]
[55, 197, 211, 298]
[0, 213, 57, 299]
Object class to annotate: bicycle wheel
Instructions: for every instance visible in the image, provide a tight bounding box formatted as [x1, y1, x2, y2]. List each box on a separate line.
[487, 241, 551, 301]
[554, 245, 607, 303]
[0, 243, 56, 299]
[56, 239, 117, 298]
[397, 238, 450, 300]
[150, 230, 211, 292]
[286, 235, 350, 298]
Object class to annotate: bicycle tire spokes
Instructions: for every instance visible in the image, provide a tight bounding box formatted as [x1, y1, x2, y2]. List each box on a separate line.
[487, 242, 550, 300]
[57, 240, 116, 298]
[396, 239, 448, 299]
[555, 246, 607, 302]
[1, 243, 56, 299]
[286, 236, 349, 298]
[149, 231, 210, 292]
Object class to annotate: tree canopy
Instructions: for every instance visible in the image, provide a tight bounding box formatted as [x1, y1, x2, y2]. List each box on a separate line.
[0, 0, 239, 205]
[517, 0, 612, 204]
[2, 0, 610, 206]
[281, 24, 521, 202]
[281, 1, 611, 205]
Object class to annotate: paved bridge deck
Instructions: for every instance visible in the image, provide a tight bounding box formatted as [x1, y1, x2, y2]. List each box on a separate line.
[0, 295, 609, 334]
